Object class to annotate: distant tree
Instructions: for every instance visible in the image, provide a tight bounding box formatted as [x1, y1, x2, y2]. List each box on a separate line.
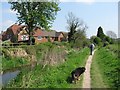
[97, 26, 105, 40]
[94, 36, 101, 45]
[66, 12, 87, 41]
[66, 12, 88, 49]
[90, 36, 96, 43]
[104, 36, 111, 43]
[106, 31, 117, 39]
[73, 29, 87, 48]
[90, 35, 103, 46]
[9, 0, 60, 44]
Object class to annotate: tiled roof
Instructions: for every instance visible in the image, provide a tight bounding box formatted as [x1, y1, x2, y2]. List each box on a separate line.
[9, 24, 21, 35]
[5, 24, 65, 38]
[7, 24, 28, 35]
[33, 29, 43, 37]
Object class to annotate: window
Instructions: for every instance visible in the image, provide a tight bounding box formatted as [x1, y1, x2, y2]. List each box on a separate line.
[21, 35, 29, 41]
[7, 34, 11, 39]
[38, 36, 42, 40]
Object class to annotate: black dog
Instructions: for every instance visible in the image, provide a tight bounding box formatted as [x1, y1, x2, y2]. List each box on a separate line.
[71, 67, 86, 83]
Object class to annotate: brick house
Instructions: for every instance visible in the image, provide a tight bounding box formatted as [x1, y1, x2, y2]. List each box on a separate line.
[2, 24, 29, 43]
[2, 24, 67, 43]
[33, 27, 66, 43]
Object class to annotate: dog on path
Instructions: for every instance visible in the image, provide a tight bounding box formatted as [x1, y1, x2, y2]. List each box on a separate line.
[71, 67, 86, 84]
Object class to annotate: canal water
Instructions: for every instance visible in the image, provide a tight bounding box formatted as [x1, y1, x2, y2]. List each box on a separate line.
[0, 62, 37, 87]
[0, 70, 20, 87]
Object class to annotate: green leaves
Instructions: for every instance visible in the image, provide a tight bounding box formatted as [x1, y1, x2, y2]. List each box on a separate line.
[8, 1, 60, 30]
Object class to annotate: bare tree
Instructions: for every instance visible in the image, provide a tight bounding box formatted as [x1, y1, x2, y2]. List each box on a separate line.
[66, 12, 88, 48]
[66, 12, 88, 43]
[106, 31, 117, 39]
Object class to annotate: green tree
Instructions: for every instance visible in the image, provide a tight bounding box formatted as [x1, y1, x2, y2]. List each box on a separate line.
[104, 36, 111, 43]
[9, 0, 60, 44]
[97, 26, 105, 40]
[73, 29, 87, 49]
[90, 36, 96, 43]
[94, 36, 101, 45]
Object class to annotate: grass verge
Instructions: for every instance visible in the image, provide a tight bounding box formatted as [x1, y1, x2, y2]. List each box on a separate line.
[91, 47, 119, 88]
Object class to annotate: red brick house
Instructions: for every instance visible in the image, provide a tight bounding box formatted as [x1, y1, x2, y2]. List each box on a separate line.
[33, 27, 65, 43]
[2, 24, 29, 43]
[2, 24, 67, 43]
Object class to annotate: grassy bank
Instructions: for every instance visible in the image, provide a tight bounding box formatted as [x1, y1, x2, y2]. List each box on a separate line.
[2, 57, 29, 71]
[2, 42, 69, 71]
[7, 47, 89, 88]
[91, 47, 119, 88]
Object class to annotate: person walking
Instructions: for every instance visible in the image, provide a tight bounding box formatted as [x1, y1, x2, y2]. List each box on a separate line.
[90, 43, 95, 55]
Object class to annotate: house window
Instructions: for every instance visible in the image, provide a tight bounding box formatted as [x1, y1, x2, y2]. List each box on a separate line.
[21, 35, 29, 41]
[7, 35, 11, 39]
[38, 36, 42, 40]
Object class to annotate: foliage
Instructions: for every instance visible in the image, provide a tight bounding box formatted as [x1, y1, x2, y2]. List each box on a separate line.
[11, 35, 18, 43]
[90, 36, 96, 43]
[66, 12, 88, 49]
[8, 0, 61, 44]
[106, 44, 120, 55]
[93, 36, 101, 45]
[2, 56, 28, 71]
[104, 36, 111, 43]
[97, 26, 105, 40]
[9, 0, 60, 31]
[91, 48, 119, 88]
[103, 41, 109, 47]
[7, 48, 89, 88]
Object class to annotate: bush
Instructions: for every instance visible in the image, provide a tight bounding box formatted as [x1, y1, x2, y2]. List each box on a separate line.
[104, 36, 111, 43]
[93, 37, 101, 45]
[103, 41, 109, 47]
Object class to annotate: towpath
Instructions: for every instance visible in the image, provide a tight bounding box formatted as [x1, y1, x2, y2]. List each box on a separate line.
[82, 50, 96, 89]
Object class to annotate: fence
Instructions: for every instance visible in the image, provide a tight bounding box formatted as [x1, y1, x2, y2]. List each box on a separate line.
[1, 43, 29, 48]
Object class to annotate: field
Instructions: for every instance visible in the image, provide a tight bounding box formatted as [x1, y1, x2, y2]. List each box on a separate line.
[91, 44, 119, 88]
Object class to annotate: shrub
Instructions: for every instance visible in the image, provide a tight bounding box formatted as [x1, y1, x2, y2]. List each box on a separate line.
[103, 41, 109, 47]
[93, 37, 101, 45]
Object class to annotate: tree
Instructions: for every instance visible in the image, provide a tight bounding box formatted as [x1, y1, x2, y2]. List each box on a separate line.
[90, 36, 96, 43]
[66, 12, 87, 42]
[90, 36, 101, 45]
[97, 26, 105, 40]
[66, 12, 88, 48]
[106, 31, 117, 39]
[9, 0, 60, 44]
[94, 36, 101, 45]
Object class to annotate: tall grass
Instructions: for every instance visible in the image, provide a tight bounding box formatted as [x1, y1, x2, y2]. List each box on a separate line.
[7, 48, 89, 88]
[91, 47, 119, 88]
[2, 56, 29, 71]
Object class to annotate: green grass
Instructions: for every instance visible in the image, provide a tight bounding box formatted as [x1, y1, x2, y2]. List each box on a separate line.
[7, 48, 89, 88]
[106, 44, 119, 54]
[91, 47, 119, 88]
[2, 57, 29, 71]
[2, 42, 65, 71]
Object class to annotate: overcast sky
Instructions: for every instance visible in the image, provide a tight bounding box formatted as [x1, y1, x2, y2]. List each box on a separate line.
[0, 0, 119, 38]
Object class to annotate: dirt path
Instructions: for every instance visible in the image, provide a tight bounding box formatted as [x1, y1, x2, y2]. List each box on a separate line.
[82, 50, 96, 89]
